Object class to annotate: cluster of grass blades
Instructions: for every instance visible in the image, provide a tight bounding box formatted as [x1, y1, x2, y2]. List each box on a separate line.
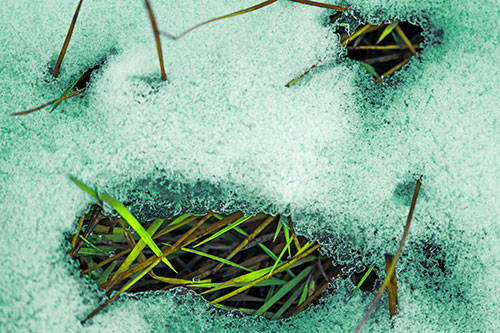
[286, 18, 424, 87]
[10, 0, 424, 116]
[337, 20, 423, 83]
[69, 176, 421, 328]
[68, 177, 388, 324]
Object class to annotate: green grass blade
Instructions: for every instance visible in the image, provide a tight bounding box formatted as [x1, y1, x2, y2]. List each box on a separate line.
[348, 263, 376, 300]
[99, 193, 177, 273]
[255, 266, 313, 316]
[271, 281, 304, 320]
[167, 213, 192, 226]
[235, 225, 296, 278]
[283, 223, 292, 258]
[163, 243, 253, 272]
[79, 235, 108, 255]
[70, 177, 98, 199]
[299, 273, 312, 305]
[113, 219, 165, 280]
[267, 236, 294, 278]
[265, 285, 275, 302]
[273, 218, 283, 242]
[360, 62, 380, 78]
[96, 261, 117, 285]
[51, 73, 83, 111]
[377, 21, 399, 44]
[193, 216, 251, 248]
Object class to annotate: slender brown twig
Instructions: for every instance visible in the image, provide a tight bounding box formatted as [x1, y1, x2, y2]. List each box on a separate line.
[53, 0, 85, 77]
[354, 177, 421, 332]
[160, 0, 278, 40]
[144, 0, 167, 81]
[10, 87, 86, 116]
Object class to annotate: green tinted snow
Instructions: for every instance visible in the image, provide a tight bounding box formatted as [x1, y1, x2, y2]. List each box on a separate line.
[0, 0, 499, 332]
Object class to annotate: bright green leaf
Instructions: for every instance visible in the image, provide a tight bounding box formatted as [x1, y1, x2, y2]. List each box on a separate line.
[348, 263, 376, 300]
[99, 193, 177, 273]
[267, 235, 294, 278]
[193, 216, 251, 248]
[51, 73, 84, 111]
[377, 21, 399, 44]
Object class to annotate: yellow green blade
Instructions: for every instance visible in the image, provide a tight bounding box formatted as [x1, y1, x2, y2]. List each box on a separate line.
[99, 193, 177, 273]
[267, 236, 294, 278]
[273, 218, 283, 242]
[163, 243, 253, 272]
[70, 177, 98, 199]
[112, 219, 165, 281]
[193, 216, 251, 248]
[349, 263, 376, 300]
[283, 223, 292, 258]
[377, 21, 399, 44]
[51, 73, 84, 111]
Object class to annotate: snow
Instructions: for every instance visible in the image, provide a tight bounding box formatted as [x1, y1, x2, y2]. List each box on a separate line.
[1, 0, 499, 331]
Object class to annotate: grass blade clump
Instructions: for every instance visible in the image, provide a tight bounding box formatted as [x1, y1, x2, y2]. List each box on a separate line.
[69, 179, 419, 323]
[70, 203, 355, 322]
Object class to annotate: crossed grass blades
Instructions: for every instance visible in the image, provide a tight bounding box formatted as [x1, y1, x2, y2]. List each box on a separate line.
[69, 179, 353, 322]
[11, 0, 423, 116]
[70, 176, 421, 326]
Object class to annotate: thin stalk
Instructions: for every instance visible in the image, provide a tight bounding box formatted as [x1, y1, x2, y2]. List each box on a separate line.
[354, 178, 421, 333]
[53, 0, 84, 77]
[144, 0, 167, 81]
[160, 0, 278, 40]
[10, 88, 86, 116]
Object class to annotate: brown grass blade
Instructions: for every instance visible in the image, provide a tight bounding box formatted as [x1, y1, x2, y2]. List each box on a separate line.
[160, 0, 278, 40]
[10, 87, 86, 116]
[69, 216, 85, 257]
[353, 177, 421, 332]
[53, 0, 84, 78]
[71, 202, 102, 257]
[144, 0, 167, 81]
[395, 25, 417, 55]
[384, 253, 398, 317]
[342, 24, 373, 46]
[381, 57, 411, 77]
[290, 0, 348, 11]
[287, 216, 302, 252]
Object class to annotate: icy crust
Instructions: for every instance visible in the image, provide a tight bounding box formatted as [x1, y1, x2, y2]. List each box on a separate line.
[1, 0, 499, 332]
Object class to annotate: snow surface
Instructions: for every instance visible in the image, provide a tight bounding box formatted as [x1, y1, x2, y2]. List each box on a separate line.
[1, 0, 499, 331]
